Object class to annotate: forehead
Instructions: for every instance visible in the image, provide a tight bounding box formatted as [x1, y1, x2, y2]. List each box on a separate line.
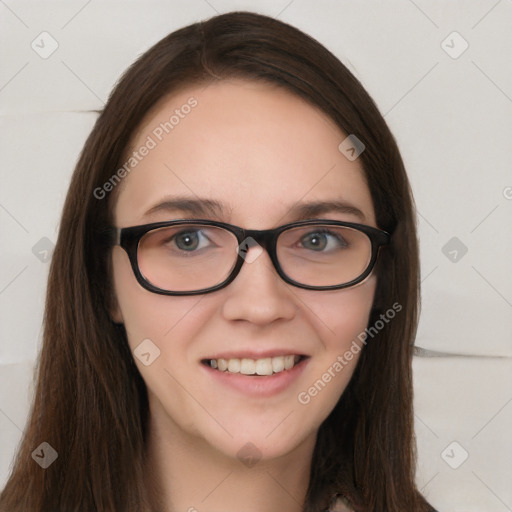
[113, 78, 375, 227]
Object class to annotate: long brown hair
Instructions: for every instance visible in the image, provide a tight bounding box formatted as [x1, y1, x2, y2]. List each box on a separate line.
[0, 11, 434, 512]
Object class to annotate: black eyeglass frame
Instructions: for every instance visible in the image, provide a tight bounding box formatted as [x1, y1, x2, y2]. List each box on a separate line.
[105, 219, 391, 296]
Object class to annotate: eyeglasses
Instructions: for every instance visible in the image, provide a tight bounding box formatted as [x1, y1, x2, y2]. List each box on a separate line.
[105, 219, 390, 295]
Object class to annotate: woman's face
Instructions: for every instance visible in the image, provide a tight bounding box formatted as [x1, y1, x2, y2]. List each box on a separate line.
[111, 79, 377, 462]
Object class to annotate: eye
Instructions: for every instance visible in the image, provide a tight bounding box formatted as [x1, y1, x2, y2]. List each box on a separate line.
[299, 229, 348, 251]
[172, 229, 212, 251]
[140, 225, 235, 260]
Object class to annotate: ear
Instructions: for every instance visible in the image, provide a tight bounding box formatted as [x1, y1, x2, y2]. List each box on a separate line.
[110, 304, 124, 324]
[107, 287, 124, 324]
[105, 245, 125, 324]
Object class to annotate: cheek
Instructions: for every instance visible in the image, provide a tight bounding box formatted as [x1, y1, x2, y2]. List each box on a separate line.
[111, 248, 205, 353]
[294, 276, 376, 413]
[302, 275, 377, 349]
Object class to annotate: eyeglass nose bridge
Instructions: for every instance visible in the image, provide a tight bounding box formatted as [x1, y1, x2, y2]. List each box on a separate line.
[234, 227, 281, 268]
[226, 226, 293, 292]
[238, 227, 277, 251]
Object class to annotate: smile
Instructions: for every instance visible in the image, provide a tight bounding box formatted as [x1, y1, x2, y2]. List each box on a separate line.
[203, 355, 304, 375]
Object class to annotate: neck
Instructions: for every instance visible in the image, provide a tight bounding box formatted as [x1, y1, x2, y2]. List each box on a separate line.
[143, 405, 316, 512]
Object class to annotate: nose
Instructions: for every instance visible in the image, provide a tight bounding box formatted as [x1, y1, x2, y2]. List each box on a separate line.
[221, 245, 297, 325]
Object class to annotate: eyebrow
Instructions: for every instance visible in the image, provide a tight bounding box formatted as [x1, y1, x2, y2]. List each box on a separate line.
[144, 197, 228, 218]
[143, 196, 366, 222]
[290, 200, 366, 222]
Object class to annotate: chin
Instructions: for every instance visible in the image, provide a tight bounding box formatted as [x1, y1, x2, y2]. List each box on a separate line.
[195, 411, 319, 466]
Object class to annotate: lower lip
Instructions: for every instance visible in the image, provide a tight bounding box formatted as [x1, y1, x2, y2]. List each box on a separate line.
[200, 358, 309, 397]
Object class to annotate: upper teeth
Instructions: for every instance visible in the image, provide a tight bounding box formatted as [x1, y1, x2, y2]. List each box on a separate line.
[209, 355, 300, 375]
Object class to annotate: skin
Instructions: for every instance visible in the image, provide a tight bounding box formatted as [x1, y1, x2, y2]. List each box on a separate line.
[110, 79, 377, 512]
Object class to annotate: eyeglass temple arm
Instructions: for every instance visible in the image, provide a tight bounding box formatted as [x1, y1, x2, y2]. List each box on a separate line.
[98, 227, 121, 246]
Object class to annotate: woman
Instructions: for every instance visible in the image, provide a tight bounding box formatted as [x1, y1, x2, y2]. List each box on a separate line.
[0, 11, 437, 512]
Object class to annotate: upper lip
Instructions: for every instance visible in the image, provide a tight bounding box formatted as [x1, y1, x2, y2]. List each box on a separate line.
[202, 350, 307, 360]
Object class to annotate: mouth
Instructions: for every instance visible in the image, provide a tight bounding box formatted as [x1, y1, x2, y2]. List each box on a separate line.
[201, 355, 307, 376]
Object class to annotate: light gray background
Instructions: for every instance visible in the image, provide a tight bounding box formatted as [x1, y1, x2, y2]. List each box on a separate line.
[1, 1, 511, 511]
